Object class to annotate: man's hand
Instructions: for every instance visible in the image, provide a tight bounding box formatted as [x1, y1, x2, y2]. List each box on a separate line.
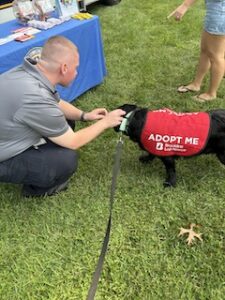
[84, 108, 108, 121]
[167, 4, 188, 21]
[101, 109, 126, 128]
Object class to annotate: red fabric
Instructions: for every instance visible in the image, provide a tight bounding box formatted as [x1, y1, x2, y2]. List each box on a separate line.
[140, 109, 210, 156]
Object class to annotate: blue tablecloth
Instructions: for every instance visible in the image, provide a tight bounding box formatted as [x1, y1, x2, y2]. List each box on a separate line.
[0, 16, 107, 102]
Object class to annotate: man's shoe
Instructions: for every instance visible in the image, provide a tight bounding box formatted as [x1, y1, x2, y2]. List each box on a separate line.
[22, 180, 69, 197]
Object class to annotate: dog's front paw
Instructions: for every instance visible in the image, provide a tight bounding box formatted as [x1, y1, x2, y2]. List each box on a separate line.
[163, 181, 176, 188]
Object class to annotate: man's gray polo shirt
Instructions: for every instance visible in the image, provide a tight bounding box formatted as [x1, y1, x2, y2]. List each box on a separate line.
[0, 58, 69, 162]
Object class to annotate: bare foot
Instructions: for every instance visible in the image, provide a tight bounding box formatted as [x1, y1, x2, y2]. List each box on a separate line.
[193, 93, 216, 102]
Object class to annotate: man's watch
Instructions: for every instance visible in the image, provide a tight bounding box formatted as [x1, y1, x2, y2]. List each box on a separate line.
[80, 111, 86, 122]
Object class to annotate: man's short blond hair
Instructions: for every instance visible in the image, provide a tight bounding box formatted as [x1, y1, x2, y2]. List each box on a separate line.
[41, 35, 78, 64]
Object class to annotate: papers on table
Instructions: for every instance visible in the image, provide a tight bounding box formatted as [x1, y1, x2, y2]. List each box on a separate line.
[0, 27, 41, 45]
[27, 16, 70, 30]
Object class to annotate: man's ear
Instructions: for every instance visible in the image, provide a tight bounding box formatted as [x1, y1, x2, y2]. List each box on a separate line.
[61, 63, 68, 75]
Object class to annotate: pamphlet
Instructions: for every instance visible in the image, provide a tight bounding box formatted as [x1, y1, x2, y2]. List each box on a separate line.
[0, 27, 41, 46]
[15, 34, 34, 42]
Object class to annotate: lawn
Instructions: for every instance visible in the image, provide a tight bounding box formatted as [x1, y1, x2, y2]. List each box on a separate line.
[0, 0, 224, 299]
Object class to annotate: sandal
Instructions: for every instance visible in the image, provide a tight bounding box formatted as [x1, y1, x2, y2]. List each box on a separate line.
[177, 85, 200, 93]
[193, 94, 216, 103]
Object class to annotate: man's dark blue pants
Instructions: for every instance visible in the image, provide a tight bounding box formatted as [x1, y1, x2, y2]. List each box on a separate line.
[0, 122, 78, 196]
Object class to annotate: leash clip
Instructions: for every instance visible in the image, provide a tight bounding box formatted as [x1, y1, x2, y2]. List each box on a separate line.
[118, 132, 124, 144]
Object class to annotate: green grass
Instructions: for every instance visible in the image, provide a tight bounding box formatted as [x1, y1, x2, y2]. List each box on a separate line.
[0, 0, 225, 299]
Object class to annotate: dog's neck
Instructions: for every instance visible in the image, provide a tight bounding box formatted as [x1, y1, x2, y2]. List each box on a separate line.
[119, 110, 136, 134]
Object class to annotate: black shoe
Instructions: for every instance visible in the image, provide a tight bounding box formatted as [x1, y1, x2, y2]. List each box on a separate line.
[22, 180, 69, 197]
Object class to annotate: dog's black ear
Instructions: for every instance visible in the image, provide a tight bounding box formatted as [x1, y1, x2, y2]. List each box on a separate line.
[117, 104, 137, 114]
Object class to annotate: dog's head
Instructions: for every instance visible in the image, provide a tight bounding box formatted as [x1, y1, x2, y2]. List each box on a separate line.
[114, 104, 138, 134]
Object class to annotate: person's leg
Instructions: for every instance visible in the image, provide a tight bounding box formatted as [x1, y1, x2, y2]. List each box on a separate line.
[191, 31, 212, 90]
[178, 31, 210, 93]
[23, 141, 78, 196]
[224, 58, 225, 76]
[0, 141, 78, 196]
[197, 32, 225, 100]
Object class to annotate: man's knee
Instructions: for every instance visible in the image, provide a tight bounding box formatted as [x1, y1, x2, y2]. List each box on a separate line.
[42, 148, 78, 187]
[61, 149, 78, 177]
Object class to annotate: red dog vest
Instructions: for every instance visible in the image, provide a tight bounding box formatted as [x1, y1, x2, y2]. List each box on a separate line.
[140, 109, 210, 156]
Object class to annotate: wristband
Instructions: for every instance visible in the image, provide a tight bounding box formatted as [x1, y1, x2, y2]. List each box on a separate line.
[80, 111, 86, 122]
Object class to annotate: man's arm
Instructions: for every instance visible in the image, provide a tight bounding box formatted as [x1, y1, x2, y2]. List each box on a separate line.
[58, 99, 108, 122]
[48, 109, 125, 150]
[58, 99, 83, 120]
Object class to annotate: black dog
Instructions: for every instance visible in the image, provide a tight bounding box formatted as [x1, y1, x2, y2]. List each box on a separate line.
[115, 104, 225, 187]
